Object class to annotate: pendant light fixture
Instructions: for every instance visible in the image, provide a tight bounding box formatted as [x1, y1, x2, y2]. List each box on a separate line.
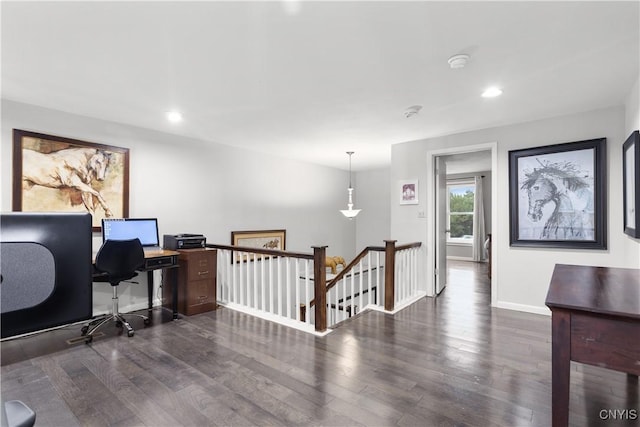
[340, 151, 361, 219]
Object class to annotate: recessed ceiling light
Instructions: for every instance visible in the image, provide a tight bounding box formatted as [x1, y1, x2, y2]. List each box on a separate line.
[166, 110, 183, 123]
[482, 87, 503, 98]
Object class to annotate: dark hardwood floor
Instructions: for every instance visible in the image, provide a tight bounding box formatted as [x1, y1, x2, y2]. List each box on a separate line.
[1, 260, 637, 426]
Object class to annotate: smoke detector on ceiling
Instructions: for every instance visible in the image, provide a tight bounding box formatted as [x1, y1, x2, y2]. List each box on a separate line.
[404, 105, 422, 118]
[448, 54, 470, 69]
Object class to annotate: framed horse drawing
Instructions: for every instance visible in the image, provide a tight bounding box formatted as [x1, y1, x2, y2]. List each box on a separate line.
[12, 130, 129, 231]
[509, 138, 606, 249]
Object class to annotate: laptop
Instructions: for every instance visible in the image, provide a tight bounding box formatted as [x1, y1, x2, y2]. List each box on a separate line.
[102, 218, 162, 253]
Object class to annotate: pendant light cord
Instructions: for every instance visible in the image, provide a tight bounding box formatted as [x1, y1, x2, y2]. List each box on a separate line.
[347, 151, 354, 188]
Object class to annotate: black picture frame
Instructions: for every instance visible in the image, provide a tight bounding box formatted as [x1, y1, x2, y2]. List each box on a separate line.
[509, 138, 606, 249]
[623, 130, 640, 238]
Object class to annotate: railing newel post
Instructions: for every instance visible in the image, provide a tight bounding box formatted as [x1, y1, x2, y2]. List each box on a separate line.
[312, 246, 328, 332]
[384, 240, 397, 312]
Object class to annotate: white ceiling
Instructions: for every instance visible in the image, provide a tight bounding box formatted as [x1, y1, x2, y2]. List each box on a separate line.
[2, 1, 638, 171]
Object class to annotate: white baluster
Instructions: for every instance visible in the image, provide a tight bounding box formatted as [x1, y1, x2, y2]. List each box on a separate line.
[334, 281, 339, 325]
[305, 260, 310, 325]
[358, 261, 363, 314]
[295, 259, 300, 321]
[268, 256, 273, 314]
[260, 254, 265, 311]
[286, 257, 291, 319]
[232, 252, 237, 304]
[245, 253, 251, 307]
[376, 251, 381, 306]
[277, 258, 282, 316]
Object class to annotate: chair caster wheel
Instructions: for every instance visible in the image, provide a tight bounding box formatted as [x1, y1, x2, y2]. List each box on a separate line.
[85, 335, 93, 344]
[143, 318, 151, 326]
[127, 330, 134, 338]
[81, 326, 88, 336]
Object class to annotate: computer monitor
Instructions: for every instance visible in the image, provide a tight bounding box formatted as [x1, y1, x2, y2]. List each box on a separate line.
[102, 218, 160, 247]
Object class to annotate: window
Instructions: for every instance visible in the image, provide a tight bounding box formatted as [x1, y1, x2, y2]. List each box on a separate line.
[447, 181, 475, 244]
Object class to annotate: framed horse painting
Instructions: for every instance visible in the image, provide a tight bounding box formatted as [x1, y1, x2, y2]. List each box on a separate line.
[508, 138, 606, 249]
[12, 129, 129, 231]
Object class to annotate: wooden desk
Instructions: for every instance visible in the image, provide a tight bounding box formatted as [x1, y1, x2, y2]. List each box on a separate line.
[545, 264, 640, 426]
[141, 249, 179, 319]
[94, 249, 180, 319]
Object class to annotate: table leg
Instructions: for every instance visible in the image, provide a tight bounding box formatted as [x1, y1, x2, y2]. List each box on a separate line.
[171, 268, 178, 319]
[551, 309, 571, 427]
[146, 271, 154, 313]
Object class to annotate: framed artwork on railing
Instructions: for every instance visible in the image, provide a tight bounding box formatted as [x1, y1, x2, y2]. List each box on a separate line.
[231, 229, 286, 263]
[12, 129, 129, 232]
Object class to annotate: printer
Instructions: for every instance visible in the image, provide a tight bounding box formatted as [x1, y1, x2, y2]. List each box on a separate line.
[163, 234, 206, 250]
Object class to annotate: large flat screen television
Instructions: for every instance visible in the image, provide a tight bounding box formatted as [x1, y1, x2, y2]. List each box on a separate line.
[1, 212, 93, 338]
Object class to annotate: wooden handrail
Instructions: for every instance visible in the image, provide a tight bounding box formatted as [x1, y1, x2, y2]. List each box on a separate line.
[303, 246, 384, 312]
[206, 243, 313, 260]
[301, 241, 421, 315]
[396, 242, 422, 251]
[327, 246, 384, 289]
[210, 240, 421, 331]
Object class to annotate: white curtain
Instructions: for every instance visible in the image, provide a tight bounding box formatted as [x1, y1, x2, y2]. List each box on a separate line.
[473, 175, 486, 262]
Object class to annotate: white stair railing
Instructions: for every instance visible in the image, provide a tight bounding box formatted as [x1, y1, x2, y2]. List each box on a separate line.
[212, 245, 317, 334]
[324, 250, 384, 327]
[206, 241, 423, 334]
[394, 244, 423, 309]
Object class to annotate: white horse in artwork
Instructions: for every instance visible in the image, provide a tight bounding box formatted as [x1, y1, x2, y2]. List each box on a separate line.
[22, 147, 114, 217]
[521, 160, 594, 240]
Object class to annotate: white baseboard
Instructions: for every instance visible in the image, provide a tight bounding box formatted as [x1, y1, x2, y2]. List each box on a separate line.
[365, 292, 427, 314]
[493, 300, 551, 316]
[218, 302, 331, 336]
[446, 256, 474, 261]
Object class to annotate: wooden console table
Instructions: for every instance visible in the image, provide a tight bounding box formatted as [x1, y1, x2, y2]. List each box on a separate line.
[545, 264, 640, 426]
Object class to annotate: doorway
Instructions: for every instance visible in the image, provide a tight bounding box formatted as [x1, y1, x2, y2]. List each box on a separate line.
[426, 143, 497, 306]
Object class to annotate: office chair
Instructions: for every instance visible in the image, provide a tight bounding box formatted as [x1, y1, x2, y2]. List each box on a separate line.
[2, 400, 36, 427]
[82, 238, 149, 343]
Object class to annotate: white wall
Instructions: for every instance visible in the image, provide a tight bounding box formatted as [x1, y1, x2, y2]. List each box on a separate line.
[391, 105, 640, 314]
[354, 167, 390, 251]
[1, 100, 356, 315]
[625, 76, 639, 133]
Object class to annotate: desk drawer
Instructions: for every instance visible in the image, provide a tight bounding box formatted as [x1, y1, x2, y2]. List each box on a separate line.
[183, 278, 216, 315]
[180, 250, 215, 281]
[571, 313, 640, 375]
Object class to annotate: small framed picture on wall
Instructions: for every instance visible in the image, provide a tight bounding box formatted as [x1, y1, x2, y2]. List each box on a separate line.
[399, 179, 418, 205]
